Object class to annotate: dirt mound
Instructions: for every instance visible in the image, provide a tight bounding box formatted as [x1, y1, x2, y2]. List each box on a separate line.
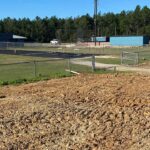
[0, 74, 150, 150]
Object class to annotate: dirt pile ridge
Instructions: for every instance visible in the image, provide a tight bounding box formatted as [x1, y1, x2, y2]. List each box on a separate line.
[0, 73, 150, 150]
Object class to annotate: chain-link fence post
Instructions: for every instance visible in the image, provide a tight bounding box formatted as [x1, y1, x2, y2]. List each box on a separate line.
[68, 57, 71, 73]
[137, 52, 139, 65]
[121, 51, 123, 65]
[114, 66, 117, 72]
[88, 45, 89, 54]
[34, 61, 37, 77]
[103, 43, 105, 55]
[92, 55, 96, 72]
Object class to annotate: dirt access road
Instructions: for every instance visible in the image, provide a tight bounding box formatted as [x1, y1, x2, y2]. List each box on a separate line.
[0, 73, 150, 149]
[71, 59, 150, 74]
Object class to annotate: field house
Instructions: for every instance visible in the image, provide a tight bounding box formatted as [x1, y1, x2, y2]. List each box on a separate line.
[91, 35, 150, 47]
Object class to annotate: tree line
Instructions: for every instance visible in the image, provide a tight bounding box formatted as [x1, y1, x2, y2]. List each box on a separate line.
[0, 5, 150, 42]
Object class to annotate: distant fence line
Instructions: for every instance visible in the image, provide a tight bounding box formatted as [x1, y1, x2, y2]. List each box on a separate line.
[0, 42, 24, 48]
[0, 42, 150, 64]
[0, 41, 150, 49]
[0, 42, 110, 48]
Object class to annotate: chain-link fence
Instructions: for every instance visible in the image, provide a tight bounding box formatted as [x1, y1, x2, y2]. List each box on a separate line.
[121, 51, 139, 66]
[138, 50, 150, 64]
[0, 55, 118, 83]
[121, 50, 150, 66]
[0, 59, 68, 82]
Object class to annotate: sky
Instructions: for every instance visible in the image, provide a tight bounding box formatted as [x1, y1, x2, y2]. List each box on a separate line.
[0, 0, 150, 19]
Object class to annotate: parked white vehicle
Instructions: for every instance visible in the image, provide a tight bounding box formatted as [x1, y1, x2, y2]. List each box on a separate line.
[50, 39, 59, 45]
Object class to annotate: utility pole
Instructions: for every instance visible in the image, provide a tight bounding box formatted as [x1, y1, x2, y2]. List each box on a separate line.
[94, 0, 98, 46]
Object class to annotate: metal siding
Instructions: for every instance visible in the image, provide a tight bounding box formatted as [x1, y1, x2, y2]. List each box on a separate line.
[0, 33, 27, 42]
[91, 37, 107, 42]
[110, 36, 144, 46]
[0, 33, 13, 41]
[96, 37, 107, 42]
[143, 36, 150, 45]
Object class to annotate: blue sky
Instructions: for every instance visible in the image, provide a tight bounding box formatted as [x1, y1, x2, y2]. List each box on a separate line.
[0, 0, 150, 19]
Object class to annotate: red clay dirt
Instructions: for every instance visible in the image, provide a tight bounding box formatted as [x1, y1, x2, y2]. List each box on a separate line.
[0, 73, 150, 150]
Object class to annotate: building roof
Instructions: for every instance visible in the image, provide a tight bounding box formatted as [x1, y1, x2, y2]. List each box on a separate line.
[110, 35, 150, 38]
[13, 35, 27, 39]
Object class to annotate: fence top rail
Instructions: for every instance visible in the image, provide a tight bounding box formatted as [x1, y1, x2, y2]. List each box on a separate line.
[134, 50, 150, 53]
[122, 51, 139, 54]
[0, 58, 66, 66]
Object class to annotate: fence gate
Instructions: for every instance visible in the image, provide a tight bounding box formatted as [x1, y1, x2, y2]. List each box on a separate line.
[121, 51, 139, 66]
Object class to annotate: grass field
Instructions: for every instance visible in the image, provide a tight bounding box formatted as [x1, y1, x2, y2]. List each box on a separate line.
[95, 57, 121, 64]
[0, 54, 48, 64]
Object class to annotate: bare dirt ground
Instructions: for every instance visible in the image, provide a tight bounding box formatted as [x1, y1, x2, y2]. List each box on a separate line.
[0, 74, 150, 150]
[139, 62, 150, 69]
[95, 56, 118, 59]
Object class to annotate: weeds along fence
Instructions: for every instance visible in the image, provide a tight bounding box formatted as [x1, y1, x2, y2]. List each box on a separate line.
[0, 56, 117, 83]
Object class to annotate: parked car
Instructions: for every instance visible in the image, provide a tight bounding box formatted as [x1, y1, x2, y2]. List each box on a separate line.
[50, 39, 59, 45]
